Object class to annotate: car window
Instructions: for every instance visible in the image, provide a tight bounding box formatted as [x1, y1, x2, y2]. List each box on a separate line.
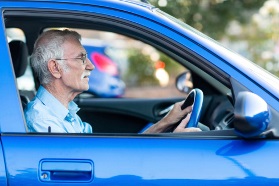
[4, 10, 231, 135]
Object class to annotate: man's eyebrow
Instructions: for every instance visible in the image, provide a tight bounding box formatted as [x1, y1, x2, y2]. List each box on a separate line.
[77, 52, 87, 57]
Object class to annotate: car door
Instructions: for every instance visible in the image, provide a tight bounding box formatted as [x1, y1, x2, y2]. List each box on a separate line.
[3, 132, 279, 186]
[0, 144, 7, 186]
[1, 1, 279, 185]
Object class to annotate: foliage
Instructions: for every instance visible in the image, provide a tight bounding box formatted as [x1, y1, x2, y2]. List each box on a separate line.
[149, 0, 266, 40]
[125, 49, 159, 86]
[148, 0, 279, 77]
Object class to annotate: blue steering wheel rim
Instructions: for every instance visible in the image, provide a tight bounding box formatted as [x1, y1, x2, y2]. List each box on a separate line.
[186, 88, 204, 128]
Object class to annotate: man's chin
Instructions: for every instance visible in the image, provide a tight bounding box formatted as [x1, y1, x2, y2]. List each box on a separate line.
[83, 85, 89, 91]
[76, 85, 89, 93]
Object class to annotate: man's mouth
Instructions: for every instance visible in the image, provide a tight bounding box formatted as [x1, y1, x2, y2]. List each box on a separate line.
[83, 72, 91, 79]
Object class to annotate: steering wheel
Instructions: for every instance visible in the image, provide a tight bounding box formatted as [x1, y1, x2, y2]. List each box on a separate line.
[181, 88, 204, 128]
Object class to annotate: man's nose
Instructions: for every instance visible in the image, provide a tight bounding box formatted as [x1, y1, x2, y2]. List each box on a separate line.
[86, 58, 95, 71]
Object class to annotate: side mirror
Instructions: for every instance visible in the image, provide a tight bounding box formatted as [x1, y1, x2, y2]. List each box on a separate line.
[176, 71, 193, 94]
[234, 91, 271, 138]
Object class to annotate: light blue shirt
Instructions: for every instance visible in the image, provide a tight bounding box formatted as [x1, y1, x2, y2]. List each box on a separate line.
[24, 86, 92, 133]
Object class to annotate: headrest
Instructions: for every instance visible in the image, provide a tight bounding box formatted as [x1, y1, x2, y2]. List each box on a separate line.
[9, 40, 28, 78]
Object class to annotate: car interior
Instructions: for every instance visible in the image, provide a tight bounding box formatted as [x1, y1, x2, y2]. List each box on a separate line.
[4, 9, 236, 136]
[8, 40, 33, 109]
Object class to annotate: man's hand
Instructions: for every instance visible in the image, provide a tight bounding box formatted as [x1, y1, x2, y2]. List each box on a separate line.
[173, 112, 202, 132]
[162, 100, 192, 125]
[143, 100, 201, 133]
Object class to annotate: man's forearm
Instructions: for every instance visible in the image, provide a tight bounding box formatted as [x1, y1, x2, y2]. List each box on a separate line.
[143, 118, 172, 133]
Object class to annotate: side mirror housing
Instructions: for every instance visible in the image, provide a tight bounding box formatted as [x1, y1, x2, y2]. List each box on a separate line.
[234, 91, 271, 138]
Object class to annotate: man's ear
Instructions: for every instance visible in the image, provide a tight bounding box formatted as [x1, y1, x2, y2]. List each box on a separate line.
[48, 59, 62, 79]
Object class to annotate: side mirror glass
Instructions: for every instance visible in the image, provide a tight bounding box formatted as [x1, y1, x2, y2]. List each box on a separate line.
[176, 71, 193, 94]
[234, 91, 271, 138]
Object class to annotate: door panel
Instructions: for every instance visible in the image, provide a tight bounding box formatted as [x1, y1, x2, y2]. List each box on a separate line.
[75, 95, 224, 133]
[76, 97, 183, 133]
[2, 134, 279, 185]
[0, 140, 7, 186]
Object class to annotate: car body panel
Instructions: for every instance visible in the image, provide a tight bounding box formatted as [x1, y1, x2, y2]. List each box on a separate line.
[0, 11, 26, 133]
[2, 134, 279, 185]
[0, 141, 7, 186]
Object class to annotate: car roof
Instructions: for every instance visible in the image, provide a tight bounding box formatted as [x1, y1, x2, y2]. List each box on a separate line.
[6, 0, 153, 8]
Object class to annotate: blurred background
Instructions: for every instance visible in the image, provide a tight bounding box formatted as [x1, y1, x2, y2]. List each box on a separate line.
[149, 0, 279, 77]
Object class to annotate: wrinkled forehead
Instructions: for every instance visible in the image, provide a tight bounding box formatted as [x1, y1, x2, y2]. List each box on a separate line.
[62, 38, 86, 57]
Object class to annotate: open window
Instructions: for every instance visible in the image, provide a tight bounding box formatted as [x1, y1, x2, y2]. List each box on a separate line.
[4, 9, 234, 135]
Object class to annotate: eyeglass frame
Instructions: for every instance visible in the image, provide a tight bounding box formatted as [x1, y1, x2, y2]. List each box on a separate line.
[55, 53, 88, 64]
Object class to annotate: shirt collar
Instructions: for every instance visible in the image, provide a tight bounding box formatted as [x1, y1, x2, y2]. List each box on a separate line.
[36, 86, 80, 121]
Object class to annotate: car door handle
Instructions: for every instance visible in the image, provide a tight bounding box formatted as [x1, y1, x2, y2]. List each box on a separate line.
[39, 159, 94, 183]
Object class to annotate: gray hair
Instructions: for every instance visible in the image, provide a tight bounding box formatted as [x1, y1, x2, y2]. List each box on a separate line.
[31, 29, 81, 85]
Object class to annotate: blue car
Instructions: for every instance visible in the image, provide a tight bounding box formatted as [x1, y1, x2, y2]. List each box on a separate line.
[1, 0, 279, 185]
[83, 44, 125, 98]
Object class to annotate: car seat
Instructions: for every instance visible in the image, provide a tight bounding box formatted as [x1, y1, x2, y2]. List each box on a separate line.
[9, 40, 30, 109]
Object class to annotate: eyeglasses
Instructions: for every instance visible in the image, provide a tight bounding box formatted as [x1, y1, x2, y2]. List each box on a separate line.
[55, 53, 88, 64]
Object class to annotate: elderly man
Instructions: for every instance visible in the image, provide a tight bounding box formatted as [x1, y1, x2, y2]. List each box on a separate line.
[24, 29, 200, 133]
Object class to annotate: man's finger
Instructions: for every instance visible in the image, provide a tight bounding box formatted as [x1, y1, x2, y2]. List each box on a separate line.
[177, 113, 191, 128]
[183, 127, 202, 132]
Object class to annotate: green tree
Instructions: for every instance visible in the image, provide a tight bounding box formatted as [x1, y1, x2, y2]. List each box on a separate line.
[149, 0, 266, 40]
[149, 0, 279, 77]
